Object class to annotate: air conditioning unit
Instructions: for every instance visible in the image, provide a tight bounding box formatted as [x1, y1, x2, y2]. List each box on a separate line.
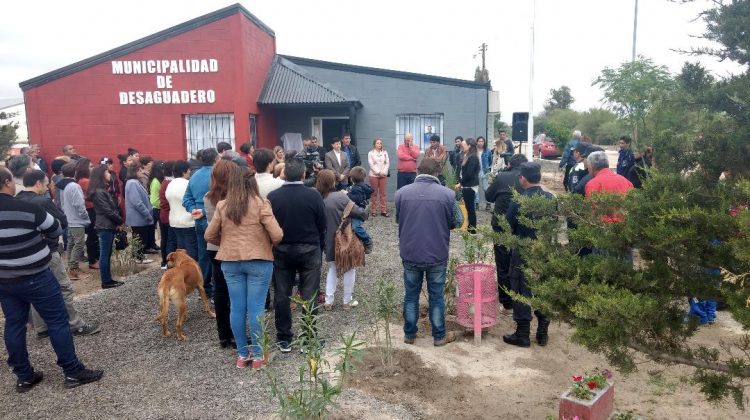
[488, 91, 500, 113]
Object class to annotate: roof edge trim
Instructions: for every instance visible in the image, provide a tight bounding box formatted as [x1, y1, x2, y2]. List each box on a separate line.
[20, 3, 274, 91]
[279, 55, 491, 90]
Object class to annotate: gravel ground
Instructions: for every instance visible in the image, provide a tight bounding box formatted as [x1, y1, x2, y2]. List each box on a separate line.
[0, 201, 487, 419]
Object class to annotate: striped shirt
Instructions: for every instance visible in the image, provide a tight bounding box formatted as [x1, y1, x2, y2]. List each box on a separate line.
[0, 193, 61, 281]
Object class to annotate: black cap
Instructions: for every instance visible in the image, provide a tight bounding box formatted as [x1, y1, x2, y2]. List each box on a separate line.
[519, 162, 541, 180]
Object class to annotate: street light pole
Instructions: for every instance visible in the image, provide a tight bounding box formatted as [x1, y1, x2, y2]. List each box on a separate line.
[632, 0, 639, 145]
[526, 0, 536, 162]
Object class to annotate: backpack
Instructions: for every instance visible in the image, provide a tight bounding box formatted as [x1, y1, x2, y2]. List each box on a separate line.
[335, 201, 365, 276]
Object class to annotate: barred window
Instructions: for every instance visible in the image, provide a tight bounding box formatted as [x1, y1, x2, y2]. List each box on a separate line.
[184, 113, 235, 159]
[395, 114, 444, 151]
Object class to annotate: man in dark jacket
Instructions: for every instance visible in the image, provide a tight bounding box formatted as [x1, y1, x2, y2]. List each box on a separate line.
[616, 136, 635, 177]
[0, 167, 103, 392]
[485, 154, 527, 309]
[395, 158, 463, 347]
[503, 162, 554, 348]
[267, 158, 327, 353]
[17, 171, 100, 338]
[341, 134, 361, 170]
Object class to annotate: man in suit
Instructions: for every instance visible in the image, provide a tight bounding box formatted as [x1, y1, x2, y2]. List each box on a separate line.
[324, 138, 350, 190]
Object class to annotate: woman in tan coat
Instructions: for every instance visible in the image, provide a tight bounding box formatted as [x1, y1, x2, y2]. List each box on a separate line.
[205, 166, 283, 370]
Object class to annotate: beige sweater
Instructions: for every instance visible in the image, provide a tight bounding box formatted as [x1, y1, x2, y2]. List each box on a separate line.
[204, 196, 283, 262]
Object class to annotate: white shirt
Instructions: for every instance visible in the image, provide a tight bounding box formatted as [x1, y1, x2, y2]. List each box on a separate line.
[165, 177, 195, 228]
[256, 172, 285, 199]
[334, 150, 342, 167]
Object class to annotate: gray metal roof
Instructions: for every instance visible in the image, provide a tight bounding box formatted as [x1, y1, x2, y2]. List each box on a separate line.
[258, 56, 359, 106]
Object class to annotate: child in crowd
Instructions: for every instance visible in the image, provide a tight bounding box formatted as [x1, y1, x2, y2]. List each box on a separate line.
[346, 166, 374, 254]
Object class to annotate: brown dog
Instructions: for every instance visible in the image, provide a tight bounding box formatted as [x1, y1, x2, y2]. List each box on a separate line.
[155, 249, 215, 340]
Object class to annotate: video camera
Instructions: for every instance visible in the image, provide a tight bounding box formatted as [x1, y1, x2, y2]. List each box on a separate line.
[296, 147, 323, 176]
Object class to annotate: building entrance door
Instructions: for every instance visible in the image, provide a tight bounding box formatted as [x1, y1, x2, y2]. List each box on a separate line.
[312, 117, 350, 151]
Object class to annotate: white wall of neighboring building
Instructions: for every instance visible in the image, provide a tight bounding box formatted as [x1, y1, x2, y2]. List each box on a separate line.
[0, 99, 28, 148]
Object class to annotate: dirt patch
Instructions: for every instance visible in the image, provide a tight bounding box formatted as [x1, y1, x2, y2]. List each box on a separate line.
[353, 347, 490, 419]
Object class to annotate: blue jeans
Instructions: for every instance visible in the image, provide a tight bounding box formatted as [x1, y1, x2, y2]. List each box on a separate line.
[222, 260, 273, 358]
[97, 229, 115, 285]
[351, 218, 372, 245]
[194, 218, 213, 296]
[0, 269, 83, 380]
[173, 227, 198, 260]
[402, 262, 447, 340]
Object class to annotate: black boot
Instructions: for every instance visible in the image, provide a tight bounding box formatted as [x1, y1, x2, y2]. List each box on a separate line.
[535, 310, 550, 346]
[503, 320, 530, 347]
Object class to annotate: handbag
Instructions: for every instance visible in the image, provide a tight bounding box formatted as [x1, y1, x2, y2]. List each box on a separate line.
[114, 229, 129, 251]
[334, 201, 365, 276]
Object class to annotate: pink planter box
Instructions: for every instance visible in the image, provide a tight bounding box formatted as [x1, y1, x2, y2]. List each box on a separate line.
[559, 384, 614, 420]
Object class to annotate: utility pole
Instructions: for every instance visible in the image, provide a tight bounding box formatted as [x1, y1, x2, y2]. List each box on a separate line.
[478, 43, 487, 72]
[526, 0, 536, 162]
[632, 0, 639, 146]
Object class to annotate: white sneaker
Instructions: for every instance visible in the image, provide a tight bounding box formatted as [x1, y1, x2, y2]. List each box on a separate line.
[138, 259, 154, 264]
[343, 300, 358, 310]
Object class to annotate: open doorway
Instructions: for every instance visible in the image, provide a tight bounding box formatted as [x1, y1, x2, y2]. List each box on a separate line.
[312, 117, 350, 151]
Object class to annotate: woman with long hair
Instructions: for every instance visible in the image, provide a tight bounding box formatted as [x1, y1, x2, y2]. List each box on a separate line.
[490, 138, 508, 177]
[367, 138, 390, 217]
[203, 160, 236, 349]
[158, 161, 175, 268]
[124, 162, 154, 263]
[315, 169, 368, 311]
[456, 137, 480, 233]
[476, 136, 492, 211]
[205, 166, 283, 369]
[88, 165, 125, 289]
[75, 158, 100, 269]
[272, 146, 285, 167]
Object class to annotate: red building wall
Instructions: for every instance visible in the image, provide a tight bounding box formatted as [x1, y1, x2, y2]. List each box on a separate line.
[23, 11, 277, 166]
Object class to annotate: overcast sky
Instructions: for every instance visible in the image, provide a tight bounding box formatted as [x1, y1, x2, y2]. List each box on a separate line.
[1, 0, 744, 121]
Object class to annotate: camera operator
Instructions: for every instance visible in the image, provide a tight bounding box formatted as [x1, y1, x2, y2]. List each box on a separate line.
[296, 137, 323, 187]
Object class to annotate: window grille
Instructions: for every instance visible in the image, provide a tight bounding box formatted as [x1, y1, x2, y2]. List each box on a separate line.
[395, 114, 444, 151]
[184, 113, 235, 159]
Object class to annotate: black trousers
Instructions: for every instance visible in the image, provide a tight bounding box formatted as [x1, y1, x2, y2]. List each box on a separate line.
[462, 188, 477, 233]
[147, 208, 159, 250]
[509, 249, 533, 322]
[562, 164, 573, 191]
[272, 243, 321, 344]
[85, 208, 99, 264]
[208, 250, 232, 342]
[131, 225, 150, 261]
[159, 221, 170, 265]
[396, 171, 416, 190]
[493, 242, 513, 308]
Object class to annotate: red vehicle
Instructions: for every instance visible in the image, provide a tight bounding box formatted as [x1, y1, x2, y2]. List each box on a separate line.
[533, 139, 562, 159]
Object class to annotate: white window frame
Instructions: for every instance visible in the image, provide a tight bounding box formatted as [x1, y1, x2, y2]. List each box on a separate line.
[184, 113, 235, 159]
[395, 114, 444, 152]
[310, 116, 350, 142]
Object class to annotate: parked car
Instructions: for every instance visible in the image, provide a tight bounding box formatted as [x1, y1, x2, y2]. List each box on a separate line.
[533, 140, 562, 159]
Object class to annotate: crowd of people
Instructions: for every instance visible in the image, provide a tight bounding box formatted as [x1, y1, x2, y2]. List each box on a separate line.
[0, 128, 646, 392]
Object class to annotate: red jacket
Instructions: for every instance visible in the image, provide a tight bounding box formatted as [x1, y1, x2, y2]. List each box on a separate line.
[396, 143, 420, 173]
[585, 168, 633, 223]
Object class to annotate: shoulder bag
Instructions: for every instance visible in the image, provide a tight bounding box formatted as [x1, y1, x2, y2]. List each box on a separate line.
[334, 201, 366, 276]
